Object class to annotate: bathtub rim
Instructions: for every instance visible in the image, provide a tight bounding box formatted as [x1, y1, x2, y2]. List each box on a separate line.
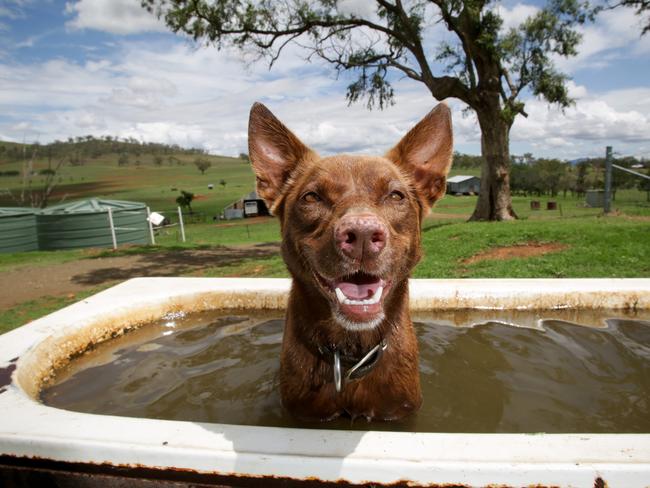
[1, 276, 650, 487]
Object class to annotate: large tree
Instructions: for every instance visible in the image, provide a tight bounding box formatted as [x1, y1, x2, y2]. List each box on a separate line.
[143, 0, 592, 220]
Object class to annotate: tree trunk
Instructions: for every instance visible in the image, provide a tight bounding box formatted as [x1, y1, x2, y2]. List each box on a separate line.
[469, 109, 517, 221]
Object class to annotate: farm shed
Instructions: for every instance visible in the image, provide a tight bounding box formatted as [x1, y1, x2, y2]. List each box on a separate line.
[0, 207, 38, 253]
[447, 175, 481, 195]
[585, 190, 605, 208]
[223, 191, 270, 219]
[36, 199, 149, 250]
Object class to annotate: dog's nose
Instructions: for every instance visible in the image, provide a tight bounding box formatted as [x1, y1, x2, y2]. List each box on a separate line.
[335, 213, 387, 260]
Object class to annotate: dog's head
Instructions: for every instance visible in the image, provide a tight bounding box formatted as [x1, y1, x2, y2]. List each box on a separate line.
[248, 103, 452, 330]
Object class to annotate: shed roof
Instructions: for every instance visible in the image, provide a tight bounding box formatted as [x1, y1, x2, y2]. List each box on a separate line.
[447, 175, 479, 183]
[39, 198, 146, 215]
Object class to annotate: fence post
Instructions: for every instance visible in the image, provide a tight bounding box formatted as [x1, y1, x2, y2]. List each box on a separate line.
[107, 207, 118, 250]
[604, 146, 613, 214]
[177, 206, 186, 243]
[146, 206, 155, 245]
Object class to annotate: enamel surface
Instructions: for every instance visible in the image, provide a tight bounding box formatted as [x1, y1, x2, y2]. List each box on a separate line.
[1, 278, 650, 487]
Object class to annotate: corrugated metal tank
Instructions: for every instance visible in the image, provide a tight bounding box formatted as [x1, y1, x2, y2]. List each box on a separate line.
[36, 199, 149, 250]
[0, 207, 39, 253]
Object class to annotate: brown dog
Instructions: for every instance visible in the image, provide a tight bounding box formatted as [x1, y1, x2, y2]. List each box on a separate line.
[248, 103, 452, 422]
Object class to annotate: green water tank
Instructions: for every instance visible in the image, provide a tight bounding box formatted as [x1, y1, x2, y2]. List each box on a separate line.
[0, 207, 39, 253]
[37, 199, 150, 250]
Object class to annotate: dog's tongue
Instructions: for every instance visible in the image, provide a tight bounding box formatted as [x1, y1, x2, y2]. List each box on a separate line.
[336, 276, 383, 299]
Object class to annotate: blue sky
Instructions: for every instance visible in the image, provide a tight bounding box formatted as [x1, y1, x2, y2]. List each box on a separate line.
[1, 0, 649, 160]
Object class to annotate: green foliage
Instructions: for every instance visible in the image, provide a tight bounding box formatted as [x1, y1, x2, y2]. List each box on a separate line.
[141, 0, 593, 118]
[0, 135, 206, 166]
[453, 152, 484, 169]
[194, 158, 212, 175]
[176, 190, 195, 213]
[117, 152, 130, 166]
[510, 156, 648, 197]
[141, 0, 596, 221]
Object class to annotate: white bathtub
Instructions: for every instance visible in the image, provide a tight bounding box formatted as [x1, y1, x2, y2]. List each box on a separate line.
[1, 277, 649, 487]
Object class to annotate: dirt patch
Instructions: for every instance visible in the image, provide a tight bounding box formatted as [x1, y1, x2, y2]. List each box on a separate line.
[462, 242, 568, 265]
[0, 243, 280, 309]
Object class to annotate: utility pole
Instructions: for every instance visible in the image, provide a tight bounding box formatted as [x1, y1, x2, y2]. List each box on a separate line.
[604, 146, 613, 214]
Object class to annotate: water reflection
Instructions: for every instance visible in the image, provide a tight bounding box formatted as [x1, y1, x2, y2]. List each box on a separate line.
[42, 309, 650, 433]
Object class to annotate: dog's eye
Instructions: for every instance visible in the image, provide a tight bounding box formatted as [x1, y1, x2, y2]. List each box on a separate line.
[388, 190, 405, 202]
[302, 191, 321, 203]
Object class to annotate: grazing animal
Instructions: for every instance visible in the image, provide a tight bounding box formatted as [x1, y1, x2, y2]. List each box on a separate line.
[248, 102, 453, 421]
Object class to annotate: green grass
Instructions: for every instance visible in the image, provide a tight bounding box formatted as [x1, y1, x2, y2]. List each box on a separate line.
[1, 151, 649, 335]
[415, 216, 650, 278]
[432, 189, 650, 220]
[0, 247, 117, 272]
[0, 287, 106, 335]
[0, 152, 256, 217]
[155, 219, 281, 247]
[1, 214, 648, 335]
[192, 255, 288, 278]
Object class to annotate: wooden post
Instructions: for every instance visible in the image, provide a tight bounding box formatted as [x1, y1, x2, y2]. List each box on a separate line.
[177, 206, 186, 243]
[146, 206, 155, 245]
[107, 207, 117, 250]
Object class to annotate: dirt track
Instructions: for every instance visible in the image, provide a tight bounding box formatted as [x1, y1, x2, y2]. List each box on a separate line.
[0, 244, 280, 309]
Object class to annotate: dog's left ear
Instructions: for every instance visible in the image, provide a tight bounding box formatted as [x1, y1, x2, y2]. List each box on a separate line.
[386, 103, 453, 209]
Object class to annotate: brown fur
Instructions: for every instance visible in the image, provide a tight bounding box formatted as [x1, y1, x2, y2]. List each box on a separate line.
[248, 103, 453, 421]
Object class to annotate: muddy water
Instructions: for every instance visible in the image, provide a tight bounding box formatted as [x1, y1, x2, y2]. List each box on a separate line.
[41, 308, 650, 433]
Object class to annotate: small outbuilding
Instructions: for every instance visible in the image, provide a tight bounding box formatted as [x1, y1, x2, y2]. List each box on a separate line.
[447, 175, 481, 195]
[223, 191, 270, 220]
[0, 207, 39, 253]
[585, 190, 605, 208]
[37, 198, 150, 250]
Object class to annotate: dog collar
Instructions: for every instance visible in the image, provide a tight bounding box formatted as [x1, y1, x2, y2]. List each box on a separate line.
[318, 340, 388, 393]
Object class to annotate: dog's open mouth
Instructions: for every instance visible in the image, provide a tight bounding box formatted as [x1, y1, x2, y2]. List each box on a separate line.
[317, 271, 389, 325]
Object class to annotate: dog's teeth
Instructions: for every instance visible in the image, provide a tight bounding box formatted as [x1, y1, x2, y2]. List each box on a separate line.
[337, 286, 384, 307]
[335, 287, 346, 304]
[370, 286, 383, 304]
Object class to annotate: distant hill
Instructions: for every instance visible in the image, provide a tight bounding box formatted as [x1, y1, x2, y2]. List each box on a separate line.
[568, 158, 589, 166]
[0, 136, 217, 167]
[0, 136, 251, 213]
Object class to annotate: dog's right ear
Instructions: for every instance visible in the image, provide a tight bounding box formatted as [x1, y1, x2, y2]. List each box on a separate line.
[248, 102, 316, 213]
[385, 103, 453, 211]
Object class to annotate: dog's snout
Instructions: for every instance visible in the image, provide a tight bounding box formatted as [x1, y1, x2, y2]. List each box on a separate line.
[335, 213, 387, 259]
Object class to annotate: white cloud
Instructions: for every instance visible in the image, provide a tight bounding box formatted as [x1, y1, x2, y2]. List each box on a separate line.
[493, 3, 540, 31]
[65, 0, 167, 35]
[512, 86, 650, 158]
[555, 8, 650, 73]
[337, 0, 378, 19]
[1, 7, 649, 161]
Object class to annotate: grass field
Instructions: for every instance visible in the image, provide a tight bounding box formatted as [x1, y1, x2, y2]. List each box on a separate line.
[1, 149, 649, 334]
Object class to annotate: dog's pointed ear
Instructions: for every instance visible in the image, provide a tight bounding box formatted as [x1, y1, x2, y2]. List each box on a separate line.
[248, 102, 317, 213]
[386, 103, 453, 210]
